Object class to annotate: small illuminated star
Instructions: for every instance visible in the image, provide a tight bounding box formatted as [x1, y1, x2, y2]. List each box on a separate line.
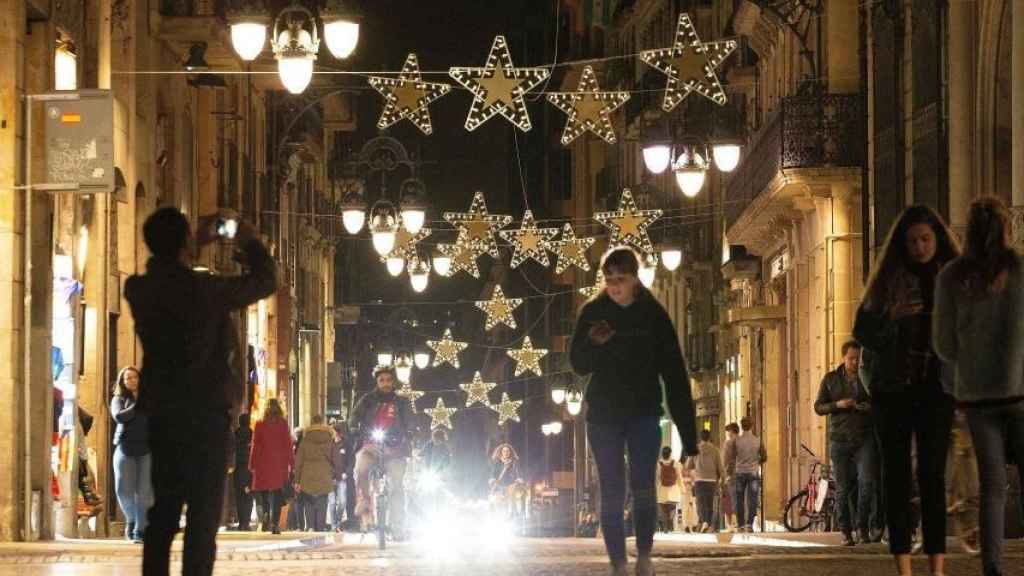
[475, 285, 522, 331]
[499, 210, 559, 268]
[579, 270, 606, 299]
[594, 188, 663, 256]
[395, 385, 425, 413]
[443, 191, 512, 260]
[550, 223, 596, 274]
[426, 328, 468, 368]
[546, 65, 630, 145]
[449, 35, 551, 132]
[460, 371, 497, 408]
[494, 392, 523, 426]
[507, 336, 548, 377]
[640, 12, 738, 111]
[425, 397, 458, 430]
[368, 53, 452, 135]
[436, 243, 482, 279]
[378, 222, 431, 263]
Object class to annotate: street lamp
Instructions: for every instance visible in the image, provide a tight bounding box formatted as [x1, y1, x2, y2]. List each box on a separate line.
[432, 249, 452, 277]
[395, 353, 412, 383]
[641, 114, 743, 196]
[272, 5, 319, 95]
[376, 350, 393, 367]
[551, 380, 567, 405]
[340, 188, 367, 235]
[319, 0, 361, 59]
[399, 177, 427, 235]
[369, 201, 398, 256]
[385, 254, 405, 277]
[566, 386, 583, 416]
[413, 348, 431, 370]
[659, 245, 682, 272]
[408, 256, 430, 293]
[541, 420, 562, 436]
[638, 254, 658, 288]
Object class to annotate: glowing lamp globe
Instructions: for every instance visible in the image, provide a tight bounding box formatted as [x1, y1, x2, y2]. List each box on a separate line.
[642, 144, 672, 174]
[401, 207, 426, 235]
[712, 144, 742, 173]
[230, 22, 267, 61]
[386, 256, 405, 277]
[342, 208, 365, 235]
[661, 248, 682, 272]
[433, 254, 452, 277]
[323, 19, 359, 59]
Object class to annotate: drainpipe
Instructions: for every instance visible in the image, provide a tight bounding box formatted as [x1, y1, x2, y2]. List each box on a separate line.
[23, 94, 34, 541]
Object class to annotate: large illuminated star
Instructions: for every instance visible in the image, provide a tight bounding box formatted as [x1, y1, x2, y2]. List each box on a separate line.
[436, 242, 482, 279]
[546, 65, 630, 145]
[550, 223, 596, 274]
[640, 12, 738, 111]
[494, 392, 523, 426]
[449, 35, 551, 132]
[443, 191, 512, 259]
[368, 53, 452, 135]
[498, 210, 559, 268]
[459, 371, 497, 408]
[594, 188, 662, 256]
[425, 397, 457, 430]
[395, 384, 425, 413]
[507, 336, 548, 377]
[426, 328, 468, 368]
[475, 285, 522, 331]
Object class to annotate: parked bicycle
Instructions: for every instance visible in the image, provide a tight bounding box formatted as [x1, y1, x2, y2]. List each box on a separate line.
[783, 444, 835, 532]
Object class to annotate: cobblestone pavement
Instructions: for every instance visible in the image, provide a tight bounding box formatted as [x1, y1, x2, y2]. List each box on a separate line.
[0, 534, 1021, 575]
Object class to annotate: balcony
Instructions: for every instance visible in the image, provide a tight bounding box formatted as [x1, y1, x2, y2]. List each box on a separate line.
[725, 93, 863, 231]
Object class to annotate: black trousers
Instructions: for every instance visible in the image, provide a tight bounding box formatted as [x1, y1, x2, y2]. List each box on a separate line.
[875, 388, 954, 555]
[143, 411, 230, 576]
[256, 489, 284, 529]
[233, 472, 253, 529]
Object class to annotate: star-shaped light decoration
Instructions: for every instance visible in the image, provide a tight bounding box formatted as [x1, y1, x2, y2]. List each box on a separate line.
[443, 191, 512, 259]
[475, 285, 523, 331]
[426, 328, 469, 368]
[494, 392, 523, 426]
[594, 188, 663, 256]
[425, 397, 458, 430]
[396, 385, 426, 413]
[368, 53, 452, 135]
[498, 210, 559, 268]
[639, 12, 738, 112]
[550, 223, 596, 274]
[546, 65, 631, 145]
[507, 336, 548, 377]
[436, 242, 482, 279]
[378, 222, 431, 263]
[579, 270, 605, 299]
[448, 35, 551, 132]
[459, 371, 497, 408]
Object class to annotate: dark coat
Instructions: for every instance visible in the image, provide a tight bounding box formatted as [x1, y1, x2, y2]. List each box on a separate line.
[110, 394, 149, 457]
[331, 433, 351, 482]
[124, 240, 276, 417]
[250, 416, 293, 491]
[234, 414, 253, 486]
[569, 290, 698, 454]
[350, 389, 414, 455]
[490, 458, 522, 491]
[814, 364, 872, 446]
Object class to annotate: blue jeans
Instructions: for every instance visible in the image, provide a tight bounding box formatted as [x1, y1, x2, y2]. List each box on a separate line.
[327, 481, 346, 529]
[588, 416, 661, 564]
[831, 440, 878, 535]
[965, 402, 1024, 576]
[113, 445, 153, 539]
[733, 473, 760, 530]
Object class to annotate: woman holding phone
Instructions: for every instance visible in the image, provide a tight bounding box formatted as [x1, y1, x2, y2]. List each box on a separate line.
[570, 247, 698, 576]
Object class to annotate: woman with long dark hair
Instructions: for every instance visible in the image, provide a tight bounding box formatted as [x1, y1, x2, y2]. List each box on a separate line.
[853, 205, 960, 576]
[249, 398, 293, 534]
[934, 196, 1024, 576]
[110, 366, 152, 543]
[570, 247, 698, 576]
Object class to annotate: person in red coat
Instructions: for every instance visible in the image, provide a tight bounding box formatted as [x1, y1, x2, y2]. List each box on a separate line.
[249, 398, 293, 534]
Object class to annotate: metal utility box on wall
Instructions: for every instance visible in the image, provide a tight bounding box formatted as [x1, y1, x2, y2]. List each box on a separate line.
[42, 91, 114, 192]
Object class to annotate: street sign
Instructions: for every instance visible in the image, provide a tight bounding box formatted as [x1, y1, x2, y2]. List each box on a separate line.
[43, 91, 114, 192]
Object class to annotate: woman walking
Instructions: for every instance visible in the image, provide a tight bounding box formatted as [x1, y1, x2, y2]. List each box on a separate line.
[111, 366, 152, 543]
[853, 205, 959, 576]
[232, 413, 254, 530]
[294, 415, 335, 531]
[250, 398, 293, 534]
[570, 247, 698, 576]
[933, 196, 1024, 576]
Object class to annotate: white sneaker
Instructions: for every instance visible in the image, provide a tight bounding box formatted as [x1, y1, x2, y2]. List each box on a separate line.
[636, 555, 655, 576]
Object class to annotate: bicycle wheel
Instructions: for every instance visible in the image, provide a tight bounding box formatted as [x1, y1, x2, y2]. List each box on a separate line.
[783, 490, 815, 532]
[376, 493, 388, 550]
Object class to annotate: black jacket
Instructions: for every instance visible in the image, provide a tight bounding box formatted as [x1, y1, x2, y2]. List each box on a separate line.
[124, 240, 276, 417]
[110, 394, 149, 457]
[570, 290, 698, 455]
[814, 364, 872, 446]
[234, 414, 253, 484]
[350, 389, 414, 455]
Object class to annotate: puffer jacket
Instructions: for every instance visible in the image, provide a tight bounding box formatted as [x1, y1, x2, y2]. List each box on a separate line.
[294, 424, 335, 496]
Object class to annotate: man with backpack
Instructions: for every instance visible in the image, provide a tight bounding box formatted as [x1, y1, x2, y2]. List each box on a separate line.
[656, 446, 685, 532]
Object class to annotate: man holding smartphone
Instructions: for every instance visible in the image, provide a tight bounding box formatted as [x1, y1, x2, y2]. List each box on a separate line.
[125, 207, 276, 576]
[814, 340, 879, 546]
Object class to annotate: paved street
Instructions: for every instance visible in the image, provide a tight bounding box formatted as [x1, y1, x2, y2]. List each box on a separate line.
[1, 533, 1022, 575]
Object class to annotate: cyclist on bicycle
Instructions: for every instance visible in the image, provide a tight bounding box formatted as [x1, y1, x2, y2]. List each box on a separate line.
[351, 365, 414, 538]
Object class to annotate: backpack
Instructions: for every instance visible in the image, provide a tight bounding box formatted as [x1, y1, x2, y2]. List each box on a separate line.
[659, 461, 678, 487]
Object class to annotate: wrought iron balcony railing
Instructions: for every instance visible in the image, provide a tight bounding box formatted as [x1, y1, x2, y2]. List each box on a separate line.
[725, 93, 863, 229]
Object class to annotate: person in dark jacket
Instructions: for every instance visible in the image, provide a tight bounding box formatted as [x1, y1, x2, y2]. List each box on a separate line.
[295, 415, 335, 531]
[328, 420, 350, 532]
[250, 398, 293, 534]
[125, 207, 276, 576]
[852, 205, 959, 576]
[110, 366, 151, 543]
[351, 365, 414, 535]
[569, 247, 698, 576]
[232, 413, 254, 530]
[815, 340, 877, 546]
[933, 196, 1024, 576]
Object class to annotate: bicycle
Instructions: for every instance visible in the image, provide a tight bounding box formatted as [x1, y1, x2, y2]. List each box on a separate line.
[783, 444, 836, 532]
[367, 461, 390, 550]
